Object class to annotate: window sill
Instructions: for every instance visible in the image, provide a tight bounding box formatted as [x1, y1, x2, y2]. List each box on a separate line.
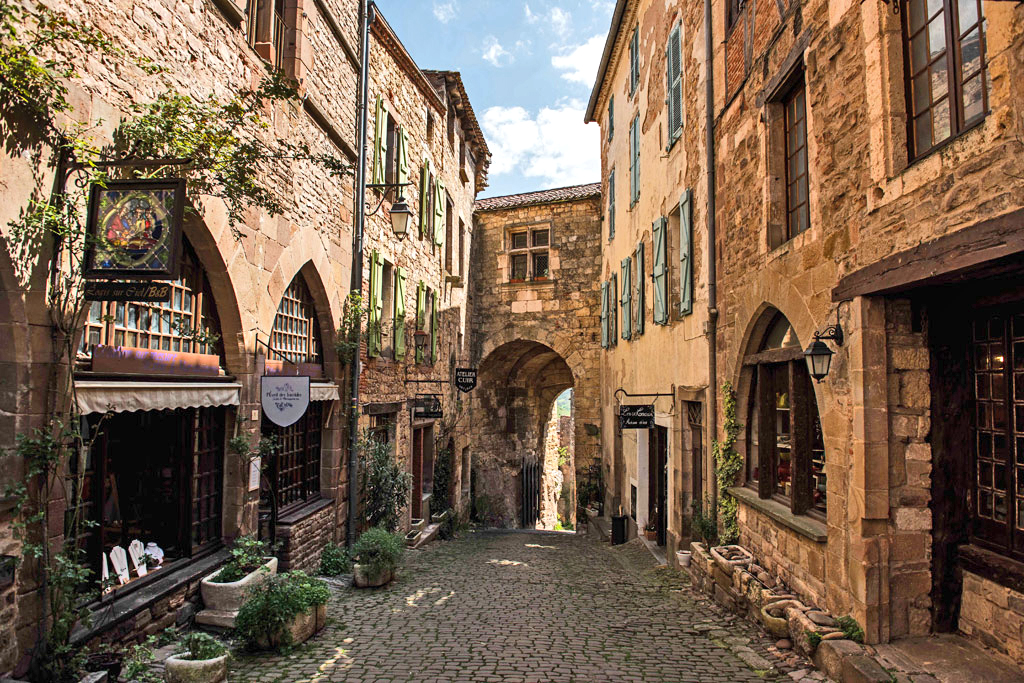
[959, 543, 1024, 595]
[502, 279, 555, 288]
[212, 0, 245, 25]
[728, 486, 827, 543]
[277, 497, 334, 525]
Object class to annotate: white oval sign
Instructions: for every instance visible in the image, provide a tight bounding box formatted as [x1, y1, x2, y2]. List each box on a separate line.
[261, 375, 310, 427]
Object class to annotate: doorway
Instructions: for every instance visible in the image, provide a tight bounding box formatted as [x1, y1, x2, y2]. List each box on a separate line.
[649, 425, 668, 547]
[412, 424, 433, 521]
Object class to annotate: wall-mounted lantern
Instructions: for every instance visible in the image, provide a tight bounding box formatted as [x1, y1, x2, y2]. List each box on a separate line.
[366, 181, 414, 241]
[804, 320, 844, 383]
[413, 330, 430, 359]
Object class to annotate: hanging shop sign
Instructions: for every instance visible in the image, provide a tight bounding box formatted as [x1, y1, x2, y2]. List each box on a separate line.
[618, 404, 655, 429]
[414, 394, 443, 419]
[85, 178, 186, 280]
[454, 367, 478, 393]
[261, 375, 310, 427]
[83, 280, 172, 302]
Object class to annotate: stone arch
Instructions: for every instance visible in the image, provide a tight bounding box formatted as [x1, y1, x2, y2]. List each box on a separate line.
[476, 327, 587, 389]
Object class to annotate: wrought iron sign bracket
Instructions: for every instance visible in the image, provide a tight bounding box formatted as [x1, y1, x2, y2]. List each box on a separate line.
[614, 388, 675, 405]
[366, 181, 414, 216]
[404, 378, 450, 386]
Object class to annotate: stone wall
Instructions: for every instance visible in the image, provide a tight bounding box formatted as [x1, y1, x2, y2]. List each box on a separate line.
[736, 502, 826, 608]
[276, 502, 337, 573]
[959, 570, 1024, 666]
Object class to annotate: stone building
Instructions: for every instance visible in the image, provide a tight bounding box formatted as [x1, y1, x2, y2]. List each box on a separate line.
[469, 185, 603, 529]
[0, 0, 487, 674]
[591, 0, 1024, 665]
[586, 0, 713, 557]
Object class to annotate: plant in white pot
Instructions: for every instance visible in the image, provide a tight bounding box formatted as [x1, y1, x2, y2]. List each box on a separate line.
[196, 536, 277, 629]
[164, 632, 229, 683]
[351, 527, 404, 588]
[235, 571, 330, 651]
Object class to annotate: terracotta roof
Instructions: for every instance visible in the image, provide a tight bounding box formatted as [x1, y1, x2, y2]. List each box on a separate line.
[474, 182, 602, 212]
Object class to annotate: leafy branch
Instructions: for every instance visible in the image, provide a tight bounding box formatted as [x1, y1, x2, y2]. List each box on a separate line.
[712, 382, 742, 545]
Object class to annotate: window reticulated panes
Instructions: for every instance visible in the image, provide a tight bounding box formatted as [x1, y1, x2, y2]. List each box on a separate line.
[79, 239, 223, 362]
[784, 82, 810, 240]
[507, 228, 551, 282]
[271, 276, 323, 365]
[902, 0, 987, 159]
[263, 401, 323, 512]
[746, 312, 827, 517]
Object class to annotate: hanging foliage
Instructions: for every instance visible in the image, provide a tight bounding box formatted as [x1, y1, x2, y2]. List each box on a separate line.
[712, 382, 743, 545]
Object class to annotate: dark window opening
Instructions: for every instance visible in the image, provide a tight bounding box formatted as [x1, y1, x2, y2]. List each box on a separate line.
[262, 401, 324, 513]
[783, 81, 810, 240]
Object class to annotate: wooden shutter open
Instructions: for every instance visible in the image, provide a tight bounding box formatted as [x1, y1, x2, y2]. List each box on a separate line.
[653, 217, 668, 324]
[397, 125, 410, 189]
[679, 188, 693, 316]
[621, 257, 632, 340]
[667, 23, 682, 142]
[433, 179, 445, 247]
[610, 272, 618, 343]
[394, 267, 407, 359]
[372, 96, 386, 185]
[418, 160, 430, 239]
[636, 241, 645, 336]
[415, 281, 425, 362]
[368, 250, 383, 357]
[608, 171, 616, 239]
[600, 281, 609, 348]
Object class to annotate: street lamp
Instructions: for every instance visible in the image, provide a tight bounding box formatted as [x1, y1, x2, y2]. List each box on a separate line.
[367, 182, 414, 240]
[803, 321, 844, 383]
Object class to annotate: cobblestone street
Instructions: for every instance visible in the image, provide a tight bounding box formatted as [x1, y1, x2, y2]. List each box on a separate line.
[230, 530, 797, 682]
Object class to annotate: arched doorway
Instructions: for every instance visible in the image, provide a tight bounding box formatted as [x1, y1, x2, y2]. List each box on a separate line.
[470, 340, 575, 529]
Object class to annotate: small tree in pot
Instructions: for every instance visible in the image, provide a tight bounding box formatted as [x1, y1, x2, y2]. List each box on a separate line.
[164, 632, 229, 683]
[351, 527, 404, 588]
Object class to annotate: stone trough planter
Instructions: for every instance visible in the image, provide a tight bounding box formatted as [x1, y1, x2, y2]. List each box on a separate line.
[352, 563, 394, 588]
[164, 653, 229, 683]
[253, 603, 327, 650]
[196, 557, 278, 629]
[709, 544, 753, 574]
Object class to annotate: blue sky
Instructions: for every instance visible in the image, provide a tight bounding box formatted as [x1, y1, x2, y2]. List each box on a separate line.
[375, 0, 615, 198]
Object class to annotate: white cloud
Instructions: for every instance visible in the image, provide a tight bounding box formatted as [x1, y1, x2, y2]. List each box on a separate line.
[480, 102, 600, 188]
[481, 36, 514, 67]
[549, 7, 572, 38]
[433, 0, 457, 23]
[552, 34, 605, 88]
[524, 2, 539, 23]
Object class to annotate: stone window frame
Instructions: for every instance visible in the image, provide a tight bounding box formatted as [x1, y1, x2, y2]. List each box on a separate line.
[245, 0, 297, 79]
[506, 224, 552, 283]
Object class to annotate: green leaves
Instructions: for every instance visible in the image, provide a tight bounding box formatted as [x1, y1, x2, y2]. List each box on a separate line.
[235, 571, 330, 651]
[358, 431, 412, 533]
[713, 382, 743, 544]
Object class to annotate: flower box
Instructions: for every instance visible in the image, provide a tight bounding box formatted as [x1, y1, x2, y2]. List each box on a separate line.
[196, 556, 277, 629]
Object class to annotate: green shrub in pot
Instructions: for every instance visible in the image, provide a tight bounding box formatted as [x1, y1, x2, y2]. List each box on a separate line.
[352, 527, 404, 576]
[211, 535, 271, 583]
[235, 571, 330, 651]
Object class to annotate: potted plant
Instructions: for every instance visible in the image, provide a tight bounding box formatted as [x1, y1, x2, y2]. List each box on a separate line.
[644, 521, 658, 541]
[235, 571, 330, 651]
[352, 526, 404, 588]
[164, 632, 229, 683]
[197, 536, 277, 628]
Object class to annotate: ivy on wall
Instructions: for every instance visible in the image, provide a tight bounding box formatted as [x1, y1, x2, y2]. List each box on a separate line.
[712, 382, 742, 545]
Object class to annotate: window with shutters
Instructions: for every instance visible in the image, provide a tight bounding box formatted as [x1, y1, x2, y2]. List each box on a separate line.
[620, 256, 632, 341]
[666, 22, 683, 147]
[629, 26, 640, 96]
[634, 241, 645, 336]
[415, 281, 427, 363]
[385, 114, 397, 184]
[372, 96, 388, 186]
[433, 178, 446, 252]
[608, 96, 615, 141]
[367, 250, 384, 358]
[418, 160, 434, 240]
[607, 170, 616, 240]
[783, 81, 810, 241]
[629, 115, 640, 206]
[394, 267, 407, 360]
[652, 217, 669, 325]
[744, 312, 827, 519]
[677, 189, 694, 316]
[901, 0, 987, 160]
[601, 281, 610, 349]
[507, 227, 551, 282]
[429, 287, 439, 364]
[445, 192, 454, 272]
[381, 259, 394, 358]
[610, 272, 619, 343]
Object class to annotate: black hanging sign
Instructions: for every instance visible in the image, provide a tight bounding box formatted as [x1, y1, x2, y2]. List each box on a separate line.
[414, 394, 443, 419]
[454, 367, 477, 393]
[618, 404, 655, 429]
[83, 280, 173, 302]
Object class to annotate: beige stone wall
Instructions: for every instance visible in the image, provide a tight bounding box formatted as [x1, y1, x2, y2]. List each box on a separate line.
[960, 570, 1024, 665]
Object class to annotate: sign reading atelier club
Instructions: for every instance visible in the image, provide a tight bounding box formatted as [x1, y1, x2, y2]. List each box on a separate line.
[261, 376, 311, 428]
[454, 367, 478, 393]
[618, 404, 655, 429]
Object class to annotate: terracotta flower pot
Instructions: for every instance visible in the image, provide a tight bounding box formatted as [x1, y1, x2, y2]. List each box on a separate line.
[352, 563, 394, 588]
[196, 557, 277, 629]
[164, 653, 228, 683]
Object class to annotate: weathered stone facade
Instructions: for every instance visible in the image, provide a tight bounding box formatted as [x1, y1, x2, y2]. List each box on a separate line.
[469, 186, 602, 528]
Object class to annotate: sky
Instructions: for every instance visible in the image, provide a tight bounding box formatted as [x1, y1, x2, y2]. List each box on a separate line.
[374, 0, 615, 199]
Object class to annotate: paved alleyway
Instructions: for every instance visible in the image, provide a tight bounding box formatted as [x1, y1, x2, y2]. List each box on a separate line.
[231, 530, 796, 682]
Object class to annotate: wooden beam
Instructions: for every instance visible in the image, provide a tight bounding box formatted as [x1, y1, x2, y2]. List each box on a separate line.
[742, 346, 804, 366]
[832, 207, 1024, 301]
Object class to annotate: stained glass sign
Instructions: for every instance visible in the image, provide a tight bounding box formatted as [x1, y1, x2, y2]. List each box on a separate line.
[85, 179, 185, 280]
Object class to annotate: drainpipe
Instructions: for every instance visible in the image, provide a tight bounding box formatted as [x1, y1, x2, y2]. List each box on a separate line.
[347, 0, 373, 547]
[704, 0, 719, 516]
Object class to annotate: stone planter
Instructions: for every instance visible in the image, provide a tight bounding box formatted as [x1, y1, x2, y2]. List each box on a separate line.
[710, 544, 753, 574]
[196, 556, 277, 628]
[352, 563, 394, 588]
[760, 604, 791, 638]
[431, 509, 450, 523]
[254, 603, 327, 650]
[164, 653, 228, 683]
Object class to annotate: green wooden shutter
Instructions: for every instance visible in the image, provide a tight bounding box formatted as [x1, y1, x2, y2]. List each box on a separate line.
[679, 188, 693, 316]
[610, 272, 618, 344]
[418, 160, 430, 239]
[629, 115, 640, 205]
[635, 241, 645, 336]
[415, 281, 425, 362]
[666, 23, 682, 144]
[600, 281, 609, 348]
[608, 96, 614, 140]
[608, 171, 616, 239]
[431, 292, 439, 363]
[394, 267, 407, 359]
[621, 257, 632, 340]
[433, 179, 445, 246]
[368, 250, 383, 357]
[629, 27, 639, 94]
[653, 217, 668, 325]
[372, 95, 386, 185]
[397, 125, 410, 189]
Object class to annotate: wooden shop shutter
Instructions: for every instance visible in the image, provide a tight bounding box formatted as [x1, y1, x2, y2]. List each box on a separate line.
[372, 95, 386, 186]
[679, 188, 693, 316]
[415, 281, 425, 362]
[394, 267, 407, 359]
[653, 217, 668, 325]
[396, 125, 410, 189]
[635, 240, 645, 336]
[621, 256, 632, 340]
[666, 23, 683, 143]
[368, 250, 383, 357]
[600, 281, 609, 348]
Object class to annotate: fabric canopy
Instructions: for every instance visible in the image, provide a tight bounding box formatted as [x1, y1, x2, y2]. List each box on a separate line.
[75, 381, 242, 415]
[310, 382, 340, 402]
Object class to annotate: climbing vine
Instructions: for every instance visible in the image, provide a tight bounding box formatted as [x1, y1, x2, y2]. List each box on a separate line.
[712, 381, 743, 545]
[334, 292, 365, 366]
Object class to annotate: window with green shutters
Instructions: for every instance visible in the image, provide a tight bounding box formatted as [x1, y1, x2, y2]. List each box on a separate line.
[621, 256, 632, 341]
[396, 125, 411, 190]
[629, 26, 639, 96]
[608, 96, 614, 140]
[600, 281, 610, 348]
[635, 241, 645, 336]
[608, 170, 616, 240]
[666, 22, 683, 146]
[394, 267, 407, 359]
[653, 217, 668, 325]
[431, 290, 439, 364]
[679, 188, 693, 316]
[368, 250, 384, 357]
[372, 95, 387, 186]
[610, 272, 618, 343]
[433, 178, 445, 247]
[418, 159, 432, 239]
[629, 115, 640, 206]
[415, 281, 426, 363]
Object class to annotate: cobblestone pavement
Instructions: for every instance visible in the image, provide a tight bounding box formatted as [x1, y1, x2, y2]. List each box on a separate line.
[230, 529, 805, 682]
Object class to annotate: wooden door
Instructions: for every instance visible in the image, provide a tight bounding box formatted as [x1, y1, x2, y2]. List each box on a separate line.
[412, 427, 424, 520]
